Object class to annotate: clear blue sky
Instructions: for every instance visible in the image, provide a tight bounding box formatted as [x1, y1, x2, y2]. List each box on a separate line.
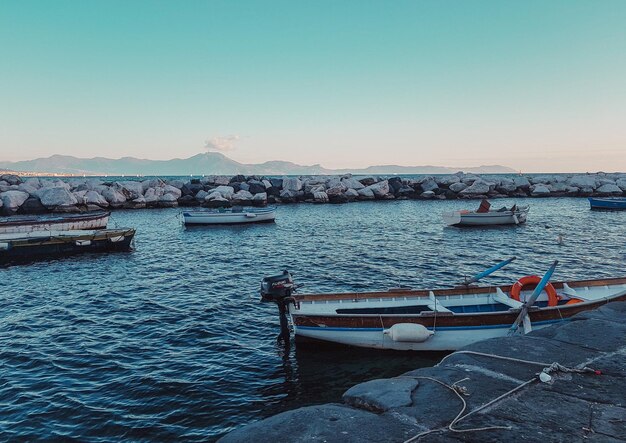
[1, 0, 625, 172]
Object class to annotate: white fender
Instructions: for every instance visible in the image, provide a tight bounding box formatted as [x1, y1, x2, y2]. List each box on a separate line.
[384, 323, 434, 342]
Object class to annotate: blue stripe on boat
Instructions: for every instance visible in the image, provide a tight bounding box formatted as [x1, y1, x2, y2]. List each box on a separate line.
[295, 319, 564, 332]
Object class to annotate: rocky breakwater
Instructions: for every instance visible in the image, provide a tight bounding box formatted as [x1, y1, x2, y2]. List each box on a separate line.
[220, 301, 626, 442]
[1, 172, 626, 214]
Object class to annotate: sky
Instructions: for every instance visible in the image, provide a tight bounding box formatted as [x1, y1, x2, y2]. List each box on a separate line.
[1, 0, 625, 173]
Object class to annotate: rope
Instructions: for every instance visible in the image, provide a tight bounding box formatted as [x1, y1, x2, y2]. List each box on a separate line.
[400, 351, 601, 442]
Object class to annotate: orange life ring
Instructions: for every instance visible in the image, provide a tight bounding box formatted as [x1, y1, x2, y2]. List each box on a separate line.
[510, 275, 559, 307]
[565, 298, 584, 305]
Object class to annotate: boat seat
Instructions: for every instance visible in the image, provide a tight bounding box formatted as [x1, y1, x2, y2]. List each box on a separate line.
[562, 283, 591, 301]
[492, 287, 524, 309]
[426, 291, 453, 314]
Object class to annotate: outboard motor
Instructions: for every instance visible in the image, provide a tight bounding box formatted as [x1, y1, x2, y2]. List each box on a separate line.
[260, 270, 294, 302]
[260, 270, 298, 342]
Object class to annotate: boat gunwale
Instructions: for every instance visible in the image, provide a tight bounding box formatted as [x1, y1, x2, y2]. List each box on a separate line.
[0, 211, 111, 227]
[292, 276, 626, 302]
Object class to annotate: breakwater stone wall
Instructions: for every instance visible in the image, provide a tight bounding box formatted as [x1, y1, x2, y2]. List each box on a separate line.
[1, 172, 625, 214]
[219, 302, 626, 442]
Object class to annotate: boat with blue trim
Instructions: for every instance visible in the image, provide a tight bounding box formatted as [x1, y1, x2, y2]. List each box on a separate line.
[182, 206, 276, 225]
[260, 267, 626, 351]
[588, 197, 626, 210]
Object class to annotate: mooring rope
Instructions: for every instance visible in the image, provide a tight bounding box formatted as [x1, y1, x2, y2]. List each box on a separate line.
[401, 351, 601, 442]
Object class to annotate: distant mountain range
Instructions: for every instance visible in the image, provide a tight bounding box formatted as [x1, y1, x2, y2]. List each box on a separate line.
[0, 153, 516, 176]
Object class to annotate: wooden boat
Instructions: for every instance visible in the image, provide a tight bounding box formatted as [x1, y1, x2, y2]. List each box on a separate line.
[182, 206, 276, 225]
[443, 203, 529, 227]
[588, 197, 626, 210]
[260, 267, 626, 351]
[0, 211, 110, 234]
[0, 228, 135, 264]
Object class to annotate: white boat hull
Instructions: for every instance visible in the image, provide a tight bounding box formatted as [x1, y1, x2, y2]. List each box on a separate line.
[0, 214, 110, 234]
[183, 208, 276, 225]
[443, 207, 529, 226]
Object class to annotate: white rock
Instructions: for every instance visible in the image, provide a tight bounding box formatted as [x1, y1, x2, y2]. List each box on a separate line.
[282, 177, 303, 192]
[262, 179, 272, 189]
[616, 178, 626, 191]
[168, 179, 186, 189]
[144, 187, 161, 203]
[159, 193, 178, 203]
[233, 190, 254, 201]
[141, 178, 163, 192]
[85, 190, 109, 207]
[38, 187, 78, 208]
[195, 190, 209, 201]
[279, 189, 298, 199]
[0, 190, 29, 211]
[530, 175, 556, 185]
[313, 191, 329, 203]
[327, 183, 348, 196]
[512, 176, 531, 189]
[115, 181, 144, 199]
[17, 183, 38, 195]
[253, 192, 267, 202]
[461, 174, 481, 185]
[214, 176, 231, 186]
[101, 188, 127, 206]
[23, 178, 41, 189]
[460, 180, 491, 195]
[568, 175, 597, 189]
[449, 182, 468, 193]
[357, 187, 375, 199]
[595, 183, 623, 195]
[496, 178, 517, 193]
[366, 180, 389, 197]
[205, 192, 228, 202]
[341, 177, 364, 190]
[213, 186, 235, 199]
[437, 175, 460, 186]
[163, 184, 182, 199]
[530, 184, 551, 196]
[345, 188, 359, 199]
[420, 191, 435, 199]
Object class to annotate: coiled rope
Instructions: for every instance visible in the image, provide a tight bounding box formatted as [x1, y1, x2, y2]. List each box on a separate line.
[401, 351, 601, 442]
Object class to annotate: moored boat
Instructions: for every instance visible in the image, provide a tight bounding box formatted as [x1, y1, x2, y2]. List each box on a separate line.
[0, 228, 135, 265]
[259, 267, 626, 351]
[182, 206, 276, 225]
[588, 197, 626, 210]
[0, 211, 110, 234]
[443, 200, 529, 226]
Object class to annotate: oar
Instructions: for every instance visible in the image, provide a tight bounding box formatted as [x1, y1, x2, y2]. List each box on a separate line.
[464, 256, 517, 286]
[509, 260, 559, 335]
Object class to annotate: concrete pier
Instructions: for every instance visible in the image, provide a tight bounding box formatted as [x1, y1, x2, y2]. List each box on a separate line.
[219, 302, 626, 442]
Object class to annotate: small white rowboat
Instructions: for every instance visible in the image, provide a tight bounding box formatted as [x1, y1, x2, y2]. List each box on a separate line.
[443, 205, 529, 227]
[182, 206, 276, 225]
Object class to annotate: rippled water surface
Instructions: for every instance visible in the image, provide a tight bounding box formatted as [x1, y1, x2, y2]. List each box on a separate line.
[2, 198, 626, 441]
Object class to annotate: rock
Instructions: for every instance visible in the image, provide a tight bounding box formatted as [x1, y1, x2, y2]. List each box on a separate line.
[270, 178, 283, 189]
[115, 181, 144, 199]
[596, 178, 616, 186]
[232, 190, 254, 205]
[0, 174, 21, 185]
[530, 184, 551, 196]
[0, 190, 30, 213]
[329, 193, 349, 204]
[214, 176, 231, 186]
[163, 184, 182, 199]
[205, 191, 225, 201]
[279, 189, 298, 202]
[341, 177, 365, 190]
[22, 177, 41, 189]
[18, 196, 46, 214]
[17, 183, 38, 195]
[282, 177, 303, 192]
[436, 175, 460, 186]
[366, 180, 389, 198]
[141, 178, 163, 192]
[420, 191, 435, 199]
[449, 182, 468, 193]
[595, 183, 623, 196]
[195, 190, 208, 201]
[126, 195, 147, 209]
[101, 188, 127, 207]
[84, 190, 109, 207]
[569, 175, 597, 189]
[616, 178, 626, 191]
[396, 186, 416, 198]
[229, 174, 246, 184]
[345, 189, 359, 200]
[38, 187, 78, 209]
[252, 192, 267, 203]
[357, 187, 375, 199]
[327, 183, 348, 196]
[262, 179, 272, 189]
[238, 182, 250, 192]
[461, 174, 481, 185]
[213, 186, 235, 200]
[168, 179, 186, 189]
[530, 175, 556, 184]
[459, 179, 491, 195]
[358, 176, 377, 186]
[343, 378, 419, 413]
[248, 182, 266, 194]
[144, 187, 162, 204]
[496, 178, 518, 194]
[158, 193, 178, 207]
[419, 178, 438, 193]
[313, 191, 329, 203]
[388, 177, 403, 193]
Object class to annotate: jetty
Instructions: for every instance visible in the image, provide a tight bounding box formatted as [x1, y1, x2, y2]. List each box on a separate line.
[219, 301, 626, 442]
[0, 172, 625, 215]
